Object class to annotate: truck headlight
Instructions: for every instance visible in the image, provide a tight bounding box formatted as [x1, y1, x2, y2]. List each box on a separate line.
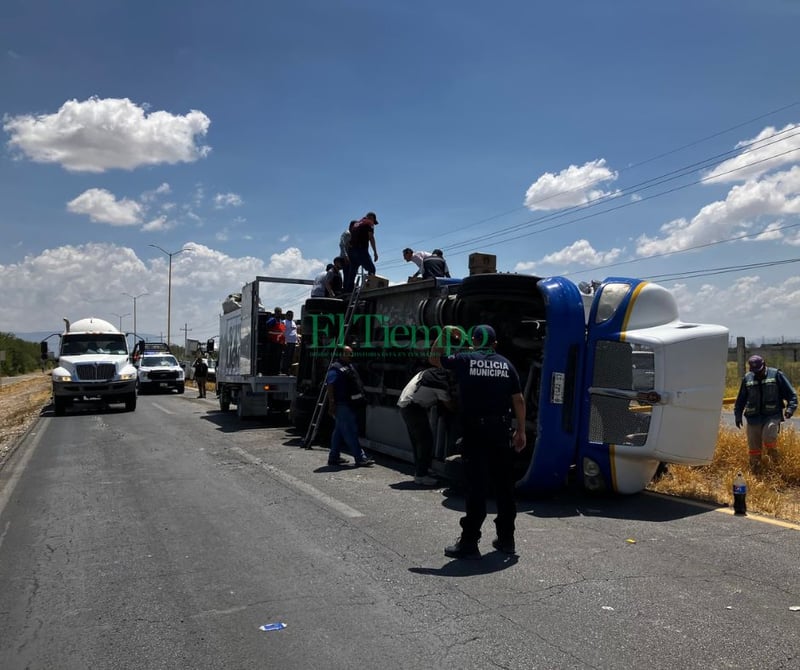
[582, 457, 606, 492]
[119, 372, 137, 381]
[52, 373, 72, 382]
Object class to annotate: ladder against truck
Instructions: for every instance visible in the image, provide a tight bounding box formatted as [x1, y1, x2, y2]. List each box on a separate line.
[292, 271, 729, 496]
[216, 276, 313, 418]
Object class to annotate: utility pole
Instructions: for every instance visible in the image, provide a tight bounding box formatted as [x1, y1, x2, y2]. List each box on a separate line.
[182, 323, 192, 357]
[123, 292, 148, 347]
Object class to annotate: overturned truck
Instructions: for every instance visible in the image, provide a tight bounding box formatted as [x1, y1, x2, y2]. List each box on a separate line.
[293, 273, 728, 495]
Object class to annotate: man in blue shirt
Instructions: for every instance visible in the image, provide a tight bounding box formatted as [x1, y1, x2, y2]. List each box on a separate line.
[429, 324, 526, 559]
[734, 354, 797, 472]
[326, 346, 374, 467]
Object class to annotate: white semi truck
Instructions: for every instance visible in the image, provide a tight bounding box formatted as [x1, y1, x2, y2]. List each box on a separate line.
[42, 317, 138, 415]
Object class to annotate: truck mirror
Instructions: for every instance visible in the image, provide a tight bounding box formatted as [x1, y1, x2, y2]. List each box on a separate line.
[40, 341, 48, 360]
[206, 338, 215, 353]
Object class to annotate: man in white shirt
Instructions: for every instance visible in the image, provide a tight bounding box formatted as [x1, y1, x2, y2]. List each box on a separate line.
[280, 310, 298, 375]
[310, 264, 334, 297]
[402, 247, 432, 278]
[397, 366, 455, 485]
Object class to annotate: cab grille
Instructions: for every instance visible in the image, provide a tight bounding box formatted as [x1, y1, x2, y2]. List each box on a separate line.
[76, 363, 116, 380]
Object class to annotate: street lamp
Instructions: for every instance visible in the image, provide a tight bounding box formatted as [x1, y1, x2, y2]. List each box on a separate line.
[149, 244, 191, 348]
[111, 312, 131, 332]
[123, 291, 148, 345]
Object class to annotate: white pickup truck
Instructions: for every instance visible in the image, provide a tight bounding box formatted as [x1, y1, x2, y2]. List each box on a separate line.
[43, 317, 138, 415]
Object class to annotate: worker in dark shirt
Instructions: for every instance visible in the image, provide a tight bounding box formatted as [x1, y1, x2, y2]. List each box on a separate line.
[429, 324, 526, 559]
[421, 248, 451, 278]
[343, 212, 379, 292]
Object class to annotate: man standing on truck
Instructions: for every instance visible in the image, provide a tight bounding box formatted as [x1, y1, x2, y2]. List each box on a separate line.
[734, 355, 797, 472]
[280, 310, 298, 375]
[343, 212, 379, 292]
[429, 324, 526, 559]
[265, 307, 286, 375]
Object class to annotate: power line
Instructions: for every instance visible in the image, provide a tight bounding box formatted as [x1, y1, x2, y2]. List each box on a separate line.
[643, 257, 800, 282]
[401, 100, 800, 252]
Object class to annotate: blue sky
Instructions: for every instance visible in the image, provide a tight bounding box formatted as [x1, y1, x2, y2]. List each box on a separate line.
[2, 0, 800, 344]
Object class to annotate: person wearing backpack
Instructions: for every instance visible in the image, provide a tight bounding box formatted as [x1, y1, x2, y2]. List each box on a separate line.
[325, 346, 374, 467]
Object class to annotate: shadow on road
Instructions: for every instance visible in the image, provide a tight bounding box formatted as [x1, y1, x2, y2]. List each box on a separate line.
[409, 553, 519, 577]
[436, 484, 714, 523]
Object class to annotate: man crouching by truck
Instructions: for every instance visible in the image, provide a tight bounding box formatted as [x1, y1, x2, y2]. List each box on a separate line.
[429, 325, 526, 559]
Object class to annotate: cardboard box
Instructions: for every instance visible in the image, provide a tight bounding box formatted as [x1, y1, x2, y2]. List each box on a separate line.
[469, 266, 496, 276]
[407, 276, 425, 283]
[468, 252, 497, 269]
[364, 274, 390, 289]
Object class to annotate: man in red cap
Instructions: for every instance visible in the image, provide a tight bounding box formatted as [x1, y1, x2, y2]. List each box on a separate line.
[734, 354, 797, 472]
[343, 212, 379, 292]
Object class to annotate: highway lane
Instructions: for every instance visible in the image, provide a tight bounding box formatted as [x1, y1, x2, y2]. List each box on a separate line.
[1, 393, 799, 669]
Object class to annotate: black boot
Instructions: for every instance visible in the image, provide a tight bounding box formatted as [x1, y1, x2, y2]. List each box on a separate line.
[444, 538, 481, 560]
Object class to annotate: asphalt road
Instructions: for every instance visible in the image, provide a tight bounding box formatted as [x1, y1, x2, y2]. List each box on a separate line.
[1, 393, 799, 669]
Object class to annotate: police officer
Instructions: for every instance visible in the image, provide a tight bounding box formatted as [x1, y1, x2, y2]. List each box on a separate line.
[429, 324, 526, 559]
[734, 354, 797, 472]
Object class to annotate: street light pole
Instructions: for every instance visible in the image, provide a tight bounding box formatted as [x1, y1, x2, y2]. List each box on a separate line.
[123, 291, 148, 345]
[149, 244, 191, 348]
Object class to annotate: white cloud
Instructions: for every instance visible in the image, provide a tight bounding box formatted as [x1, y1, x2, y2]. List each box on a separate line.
[513, 239, 623, 273]
[279, 234, 289, 242]
[705, 123, 800, 184]
[670, 275, 800, 339]
[141, 182, 172, 202]
[3, 97, 211, 172]
[213, 192, 243, 208]
[636, 166, 800, 256]
[0, 243, 326, 338]
[66, 188, 143, 225]
[141, 215, 174, 232]
[524, 159, 619, 211]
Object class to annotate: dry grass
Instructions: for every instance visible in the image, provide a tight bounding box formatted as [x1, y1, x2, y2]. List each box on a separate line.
[0, 375, 51, 465]
[649, 423, 800, 523]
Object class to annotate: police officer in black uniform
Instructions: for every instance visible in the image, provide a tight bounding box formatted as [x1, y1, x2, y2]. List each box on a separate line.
[429, 324, 526, 559]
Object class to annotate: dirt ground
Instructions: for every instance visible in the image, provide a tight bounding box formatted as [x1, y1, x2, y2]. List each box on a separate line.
[0, 375, 53, 470]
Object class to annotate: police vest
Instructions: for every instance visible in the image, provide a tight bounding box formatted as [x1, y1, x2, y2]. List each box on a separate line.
[743, 368, 782, 417]
[332, 362, 365, 404]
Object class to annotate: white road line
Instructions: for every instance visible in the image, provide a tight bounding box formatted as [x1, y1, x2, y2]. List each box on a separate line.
[0, 420, 49, 519]
[151, 402, 174, 415]
[230, 446, 363, 518]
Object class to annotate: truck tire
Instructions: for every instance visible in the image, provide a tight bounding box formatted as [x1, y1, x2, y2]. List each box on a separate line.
[54, 397, 67, 416]
[177, 383, 185, 394]
[219, 387, 231, 412]
[125, 394, 137, 412]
